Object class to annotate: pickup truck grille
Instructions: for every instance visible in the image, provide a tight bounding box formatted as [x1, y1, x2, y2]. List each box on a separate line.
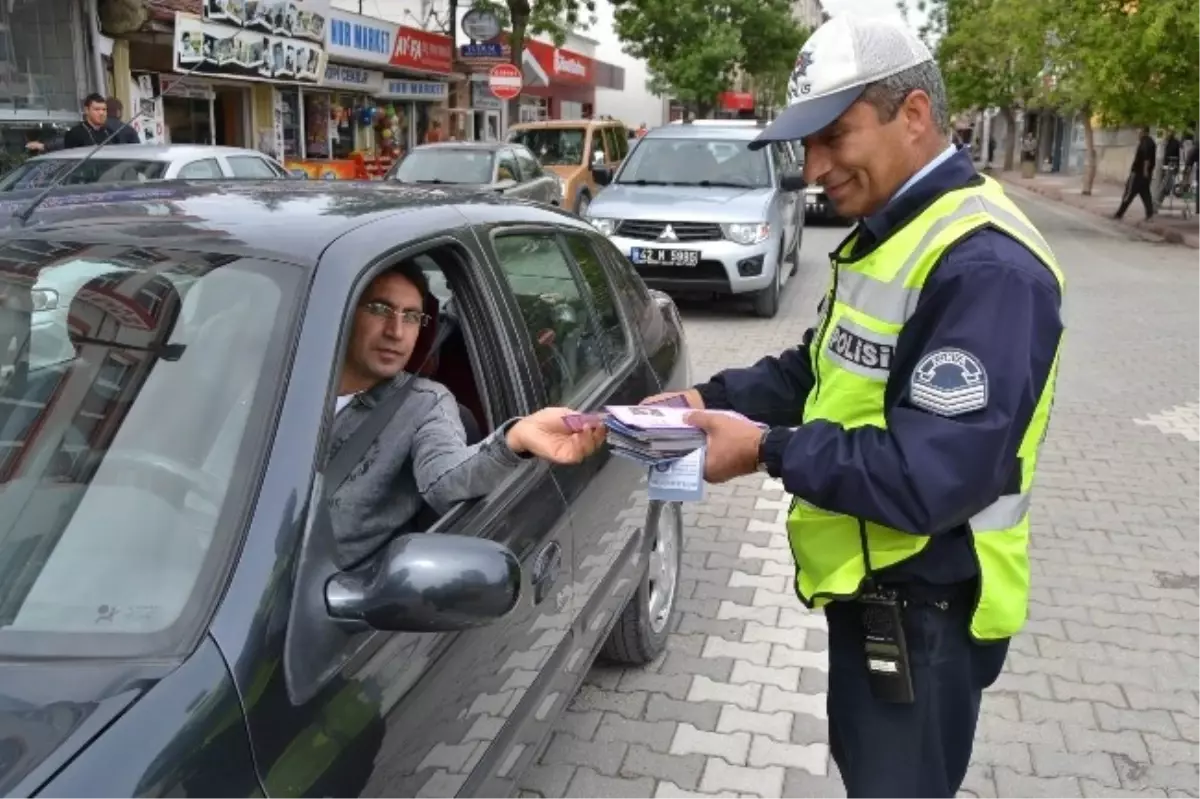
[615, 220, 724, 242]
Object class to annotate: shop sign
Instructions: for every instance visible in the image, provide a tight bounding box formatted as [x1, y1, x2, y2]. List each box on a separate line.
[378, 79, 448, 101]
[390, 27, 453, 74]
[470, 81, 502, 110]
[202, 0, 331, 43]
[325, 10, 396, 67]
[518, 37, 594, 85]
[460, 42, 504, 59]
[173, 12, 326, 84]
[322, 63, 385, 93]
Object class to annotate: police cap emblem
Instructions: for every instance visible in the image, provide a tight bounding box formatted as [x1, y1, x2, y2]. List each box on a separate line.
[909, 348, 988, 417]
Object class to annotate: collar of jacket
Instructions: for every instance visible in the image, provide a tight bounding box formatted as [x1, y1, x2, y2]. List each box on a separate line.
[357, 372, 413, 408]
[860, 147, 982, 245]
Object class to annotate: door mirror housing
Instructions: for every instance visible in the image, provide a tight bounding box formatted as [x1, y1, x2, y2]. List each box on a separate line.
[325, 533, 521, 632]
[591, 165, 613, 186]
[494, 178, 518, 192]
[780, 169, 806, 192]
[288, 169, 309, 180]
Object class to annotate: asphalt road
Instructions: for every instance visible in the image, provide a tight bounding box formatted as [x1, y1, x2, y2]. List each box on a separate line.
[518, 187, 1200, 798]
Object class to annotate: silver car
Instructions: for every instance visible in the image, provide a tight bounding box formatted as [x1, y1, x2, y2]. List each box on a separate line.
[0, 145, 292, 191]
[584, 122, 805, 318]
[385, 142, 564, 206]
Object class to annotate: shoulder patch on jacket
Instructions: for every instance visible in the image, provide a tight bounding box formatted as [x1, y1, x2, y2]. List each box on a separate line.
[909, 347, 988, 417]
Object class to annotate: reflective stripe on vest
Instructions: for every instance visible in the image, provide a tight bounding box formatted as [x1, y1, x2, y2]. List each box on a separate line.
[787, 176, 1064, 642]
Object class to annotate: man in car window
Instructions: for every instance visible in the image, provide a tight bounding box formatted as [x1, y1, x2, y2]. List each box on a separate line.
[329, 261, 604, 568]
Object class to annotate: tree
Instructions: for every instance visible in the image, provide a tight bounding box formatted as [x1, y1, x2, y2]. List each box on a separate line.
[912, 0, 1048, 170]
[613, 0, 806, 116]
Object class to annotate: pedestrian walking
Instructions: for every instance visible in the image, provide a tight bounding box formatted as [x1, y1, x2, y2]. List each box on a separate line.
[1115, 125, 1156, 220]
[104, 96, 142, 145]
[641, 15, 1065, 798]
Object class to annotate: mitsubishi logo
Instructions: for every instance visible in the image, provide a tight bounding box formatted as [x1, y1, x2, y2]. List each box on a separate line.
[658, 224, 678, 241]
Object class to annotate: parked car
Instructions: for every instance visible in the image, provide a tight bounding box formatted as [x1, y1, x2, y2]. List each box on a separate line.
[506, 117, 630, 215]
[0, 145, 292, 192]
[385, 142, 563, 205]
[0, 179, 690, 798]
[584, 120, 806, 318]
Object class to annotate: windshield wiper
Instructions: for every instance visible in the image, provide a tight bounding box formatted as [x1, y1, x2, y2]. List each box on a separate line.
[412, 179, 448, 184]
[686, 180, 757, 188]
[615, 179, 675, 186]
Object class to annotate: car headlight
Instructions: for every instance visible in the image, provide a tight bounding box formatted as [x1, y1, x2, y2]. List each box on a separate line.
[30, 288, 58, 313]
[722, 222, 770, 245]
[588, 217, 619, 236]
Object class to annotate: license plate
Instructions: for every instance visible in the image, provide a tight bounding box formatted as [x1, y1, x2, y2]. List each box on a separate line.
[630, 247, 700, 267]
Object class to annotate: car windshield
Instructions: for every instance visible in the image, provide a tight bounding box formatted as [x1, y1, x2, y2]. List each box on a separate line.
[0, 241, 300, 657]
[507, 128, 586, 166]
[615, 137, 770, 188]
[0, 159, 170, 192]
[388, 149, 494, 184]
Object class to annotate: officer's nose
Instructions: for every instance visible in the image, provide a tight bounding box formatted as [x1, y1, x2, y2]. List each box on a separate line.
[804, 144, 832, 186]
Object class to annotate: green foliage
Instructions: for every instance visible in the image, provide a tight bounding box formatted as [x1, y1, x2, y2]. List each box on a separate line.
[612, 0, 807, 110]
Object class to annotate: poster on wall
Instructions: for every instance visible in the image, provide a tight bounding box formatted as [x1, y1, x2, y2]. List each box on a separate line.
[174, 12, 326, 83]
[203, 0, 329, 43]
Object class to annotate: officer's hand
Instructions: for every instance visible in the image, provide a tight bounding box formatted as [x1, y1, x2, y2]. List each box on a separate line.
[640, 388, 704, 409]
[685, 411, 762, 483]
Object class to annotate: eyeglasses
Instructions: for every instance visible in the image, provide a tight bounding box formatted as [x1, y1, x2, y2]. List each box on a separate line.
[361, 300, 430, 327]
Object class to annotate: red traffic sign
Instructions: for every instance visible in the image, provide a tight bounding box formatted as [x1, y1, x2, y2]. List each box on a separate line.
[489, 63, 523, 100]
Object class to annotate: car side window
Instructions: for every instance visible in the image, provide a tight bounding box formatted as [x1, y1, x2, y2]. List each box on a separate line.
[496, 150, 519, 182]
[227, 155, 283, 178]
[177, 158, 223, 179]
[515, 147, 543, 179]
[563, 234, 631, 367]
[492, 232, 607, 405]
[610, 126, 629, 160]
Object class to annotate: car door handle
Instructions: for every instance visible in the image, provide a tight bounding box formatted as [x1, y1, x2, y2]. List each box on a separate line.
[531, 541, 562, 605]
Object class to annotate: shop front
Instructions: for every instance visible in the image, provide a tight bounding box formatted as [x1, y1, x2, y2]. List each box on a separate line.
[518, 39, 596, 122]
[0, 0, 97, 170]
[282, 9, 452, 179]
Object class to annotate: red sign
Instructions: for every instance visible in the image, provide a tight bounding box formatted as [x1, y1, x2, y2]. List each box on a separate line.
[520, 38, 594, 85]
[390, 26, 454, 74]
[489, 63, 523, 100]
[719, 91, 756, 112]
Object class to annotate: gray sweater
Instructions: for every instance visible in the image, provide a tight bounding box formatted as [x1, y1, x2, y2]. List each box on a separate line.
[328, 374, 526, 568]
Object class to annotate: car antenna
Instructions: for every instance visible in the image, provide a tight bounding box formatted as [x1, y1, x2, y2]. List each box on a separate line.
[14, 61, 211, 226]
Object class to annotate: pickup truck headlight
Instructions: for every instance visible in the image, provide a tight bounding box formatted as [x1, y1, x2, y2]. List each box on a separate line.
[722, 222, 770, 245]
[30, 288, 58, 313]
[588, 217, 619, 236]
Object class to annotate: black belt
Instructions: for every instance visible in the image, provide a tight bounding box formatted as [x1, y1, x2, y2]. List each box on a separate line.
[875, 579, 976, 609]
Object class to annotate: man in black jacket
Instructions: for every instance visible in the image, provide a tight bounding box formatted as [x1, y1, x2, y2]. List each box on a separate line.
[1115, 126, 1156, 220]
[104, 97, 142, 145]
[61, 94, 112, 150]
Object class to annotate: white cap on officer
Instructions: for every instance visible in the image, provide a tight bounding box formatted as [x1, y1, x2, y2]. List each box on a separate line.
[749, 16, 934, 151]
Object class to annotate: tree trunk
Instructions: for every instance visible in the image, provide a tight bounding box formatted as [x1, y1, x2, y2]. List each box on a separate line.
[1081, 106, 1097, 196]
[506, 1, 531, 135]
[1001, 106, 1017, 171]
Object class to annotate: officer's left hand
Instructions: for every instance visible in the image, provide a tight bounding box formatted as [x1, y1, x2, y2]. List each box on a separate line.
[685, 411, 764, 483]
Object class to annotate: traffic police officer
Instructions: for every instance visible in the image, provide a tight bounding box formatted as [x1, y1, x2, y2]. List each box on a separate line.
[645, 16, 1065, 799]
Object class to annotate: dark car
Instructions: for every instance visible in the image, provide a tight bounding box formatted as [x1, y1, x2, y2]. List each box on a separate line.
[385, 142, 564, 207]
[0, 180, 691, 797]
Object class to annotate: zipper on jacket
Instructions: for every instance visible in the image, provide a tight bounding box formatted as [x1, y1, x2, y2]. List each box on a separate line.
[810, 257, 840, 403]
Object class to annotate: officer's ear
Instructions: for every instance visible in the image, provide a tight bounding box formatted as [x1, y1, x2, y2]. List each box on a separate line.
[900, 89, 936, 140]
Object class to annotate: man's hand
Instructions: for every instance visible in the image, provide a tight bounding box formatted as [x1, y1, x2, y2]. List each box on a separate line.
[24, 141, 45, 153]
[506, 407, 606, 464]
[686, 411, 764, 483]
[640, 388, 704, 409]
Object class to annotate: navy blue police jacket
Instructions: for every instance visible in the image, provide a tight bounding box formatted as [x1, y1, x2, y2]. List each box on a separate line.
[695, 149, 1064, 585]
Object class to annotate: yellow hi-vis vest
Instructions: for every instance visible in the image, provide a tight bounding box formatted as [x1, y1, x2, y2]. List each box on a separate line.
[787, 175, 1064, 642]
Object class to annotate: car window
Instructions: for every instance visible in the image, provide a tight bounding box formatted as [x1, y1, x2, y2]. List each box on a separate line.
[507, 127, 586, 166]
[492, 233, 606, 405]
[227, 155, 284, 178]
[388, 149, 493, 184]
[496, 150, 519, 182]
[563, 234, 631, 367]
[0, 242, 299, 655]
[614, 137, 770, 188]
[177, 158, 224, 179]
[610, 126, 629, 160]
[514, 147, 543, 180]
[0, 159, 170, 191]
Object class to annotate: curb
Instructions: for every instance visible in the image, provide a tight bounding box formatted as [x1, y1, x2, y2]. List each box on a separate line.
[995, 173, 1199, 249]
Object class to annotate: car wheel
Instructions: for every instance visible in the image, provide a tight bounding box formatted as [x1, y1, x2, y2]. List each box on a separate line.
[576, 193, 591, 216]
[600, 501, 682, 665]
[752, 245, 783, 318]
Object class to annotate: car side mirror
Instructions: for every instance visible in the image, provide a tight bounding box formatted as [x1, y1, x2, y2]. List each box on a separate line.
[592, 165, 613, 186]
[780, 169, 806, 192]
[591, 149, 605, 167]
[324, 532, 521, 632]
[288, 169, 309, 180]
[494, 178, 518, 192]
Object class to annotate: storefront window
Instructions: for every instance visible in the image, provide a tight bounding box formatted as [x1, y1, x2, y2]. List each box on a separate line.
[0, 0, 83, 117]
[278, 88, 301, 158]
[414, 103, 432, 146]
[303, 91, 331, 159]
[163, 97, 212, 145]
[330, 93, 358, 159]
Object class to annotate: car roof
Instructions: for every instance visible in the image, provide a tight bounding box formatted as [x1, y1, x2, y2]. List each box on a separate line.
[27, 145, 277, 162]
[0, 179, 586, 266]
[412, 142, 505, 152]
[508, 118, 621, 131]
[642, 124, 765, 141]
